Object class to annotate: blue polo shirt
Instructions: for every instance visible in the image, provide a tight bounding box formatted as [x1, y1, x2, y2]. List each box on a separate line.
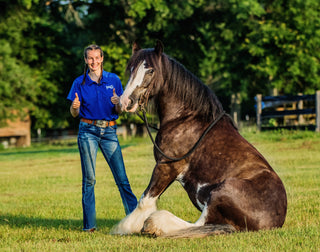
[67, 70, 123, 121]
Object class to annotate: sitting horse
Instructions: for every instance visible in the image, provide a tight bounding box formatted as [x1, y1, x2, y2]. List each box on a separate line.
[111, 41, 287, 238]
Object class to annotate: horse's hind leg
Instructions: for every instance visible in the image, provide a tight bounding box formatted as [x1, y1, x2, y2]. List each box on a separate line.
[142, 210, 195, 236]
[204, 174, 287, 231]
[141, 193, 233, 237]
[141, 203, 235, 237]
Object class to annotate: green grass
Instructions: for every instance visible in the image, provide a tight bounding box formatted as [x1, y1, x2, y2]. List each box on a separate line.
[0, 130, 319, 251]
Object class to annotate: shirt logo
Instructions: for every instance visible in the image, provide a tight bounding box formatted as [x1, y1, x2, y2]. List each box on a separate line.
[106, 85, 113, 90]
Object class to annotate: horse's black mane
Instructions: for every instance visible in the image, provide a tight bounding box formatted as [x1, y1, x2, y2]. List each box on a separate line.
[126, 48, 223, 122]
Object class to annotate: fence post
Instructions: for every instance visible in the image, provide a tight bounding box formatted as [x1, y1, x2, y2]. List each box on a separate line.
[316, 90, 320, 132]
[256, 94, 262, 131]
[231, 93, 241, 128]
[298, 93, 305, 124]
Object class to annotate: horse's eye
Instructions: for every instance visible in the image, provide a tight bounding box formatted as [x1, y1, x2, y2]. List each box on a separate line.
[148, 69, 154, 74]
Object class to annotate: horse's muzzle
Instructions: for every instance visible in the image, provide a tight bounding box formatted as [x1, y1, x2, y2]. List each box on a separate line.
[121, 95, 138, 112]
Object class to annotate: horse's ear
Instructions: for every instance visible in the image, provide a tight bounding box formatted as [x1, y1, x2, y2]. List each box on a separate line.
[154, 40, 164, 56]
[132, 41, 141, 55]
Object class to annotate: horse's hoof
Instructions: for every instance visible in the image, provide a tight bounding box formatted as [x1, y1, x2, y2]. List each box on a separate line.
[141, 217, 163, 237]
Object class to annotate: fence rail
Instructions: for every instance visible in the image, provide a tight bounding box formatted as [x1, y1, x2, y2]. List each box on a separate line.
[256, 91, 320, 132]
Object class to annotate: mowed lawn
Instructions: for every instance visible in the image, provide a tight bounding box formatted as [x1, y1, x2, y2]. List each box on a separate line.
[0, 130, 319, 251]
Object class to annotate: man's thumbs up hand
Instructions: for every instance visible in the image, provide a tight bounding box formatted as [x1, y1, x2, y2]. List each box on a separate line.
[111, 88, 120, 105]
[72, 92, 81, 109]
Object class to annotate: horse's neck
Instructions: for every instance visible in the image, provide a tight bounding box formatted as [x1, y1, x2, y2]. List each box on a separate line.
[157, 95, 193, 125]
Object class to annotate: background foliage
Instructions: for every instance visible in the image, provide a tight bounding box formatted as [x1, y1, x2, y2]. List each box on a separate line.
[0, 0, 319, 131]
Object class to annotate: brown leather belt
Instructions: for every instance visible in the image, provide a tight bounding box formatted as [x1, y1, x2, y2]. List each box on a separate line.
[81, 118, 116, 128]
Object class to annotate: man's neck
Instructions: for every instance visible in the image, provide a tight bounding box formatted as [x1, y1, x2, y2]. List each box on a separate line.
[89, 70, 101, 82]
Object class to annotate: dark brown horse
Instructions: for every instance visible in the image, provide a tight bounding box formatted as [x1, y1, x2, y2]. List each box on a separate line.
[111, 41, 287, 237]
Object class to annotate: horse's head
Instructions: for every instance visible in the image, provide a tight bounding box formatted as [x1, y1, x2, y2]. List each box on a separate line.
[120, 41, 164, 112]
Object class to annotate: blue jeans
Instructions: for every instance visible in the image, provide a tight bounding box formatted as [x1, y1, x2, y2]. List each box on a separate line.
[77, 121, 137, 231]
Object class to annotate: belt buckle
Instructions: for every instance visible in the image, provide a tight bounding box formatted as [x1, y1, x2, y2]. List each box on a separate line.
[95, 120, 107, 128]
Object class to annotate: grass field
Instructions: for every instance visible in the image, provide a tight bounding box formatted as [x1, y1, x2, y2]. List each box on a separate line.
[0, 129, 319, 251]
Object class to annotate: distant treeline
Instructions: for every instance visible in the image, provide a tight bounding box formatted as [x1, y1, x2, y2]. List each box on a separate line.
[1, 0, 319, 131]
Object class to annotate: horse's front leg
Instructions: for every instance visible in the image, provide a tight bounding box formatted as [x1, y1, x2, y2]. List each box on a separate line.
[111, 163, 176, 235]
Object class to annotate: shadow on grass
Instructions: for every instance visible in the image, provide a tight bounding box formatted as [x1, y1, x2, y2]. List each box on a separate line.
[0, 143, 135, 157]
[0, 144, 134, 157]
[0, 147, 79, 156]
[0, 213, 120, 231]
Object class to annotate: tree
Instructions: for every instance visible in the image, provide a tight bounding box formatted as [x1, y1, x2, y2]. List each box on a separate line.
[0, 0, 87, 129]
[1, 0, 319, 131]
[247, 0, 320, 95]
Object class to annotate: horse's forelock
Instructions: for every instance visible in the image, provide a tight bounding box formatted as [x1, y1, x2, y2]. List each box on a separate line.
[126, 48, 164, 83]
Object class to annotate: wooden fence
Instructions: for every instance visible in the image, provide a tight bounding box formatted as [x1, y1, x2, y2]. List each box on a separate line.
[256, 91, 320, 132]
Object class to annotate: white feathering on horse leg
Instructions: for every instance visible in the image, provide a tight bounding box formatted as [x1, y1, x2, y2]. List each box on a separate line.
[195, 203, 209, 226]
[142, 210, 196, 236]
[110, 195, 157, 235]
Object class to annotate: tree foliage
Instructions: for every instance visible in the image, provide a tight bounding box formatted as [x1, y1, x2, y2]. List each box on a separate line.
[0, 0, 319, 130]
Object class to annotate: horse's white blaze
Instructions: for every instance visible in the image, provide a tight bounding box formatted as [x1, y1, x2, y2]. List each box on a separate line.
[110, 194, 157, 235]
[120, 60, 148, 111]
[196, 183, 209, 210]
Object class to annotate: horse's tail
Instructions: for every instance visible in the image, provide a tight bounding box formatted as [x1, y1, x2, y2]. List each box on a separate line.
[158, 224, 236, 238]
